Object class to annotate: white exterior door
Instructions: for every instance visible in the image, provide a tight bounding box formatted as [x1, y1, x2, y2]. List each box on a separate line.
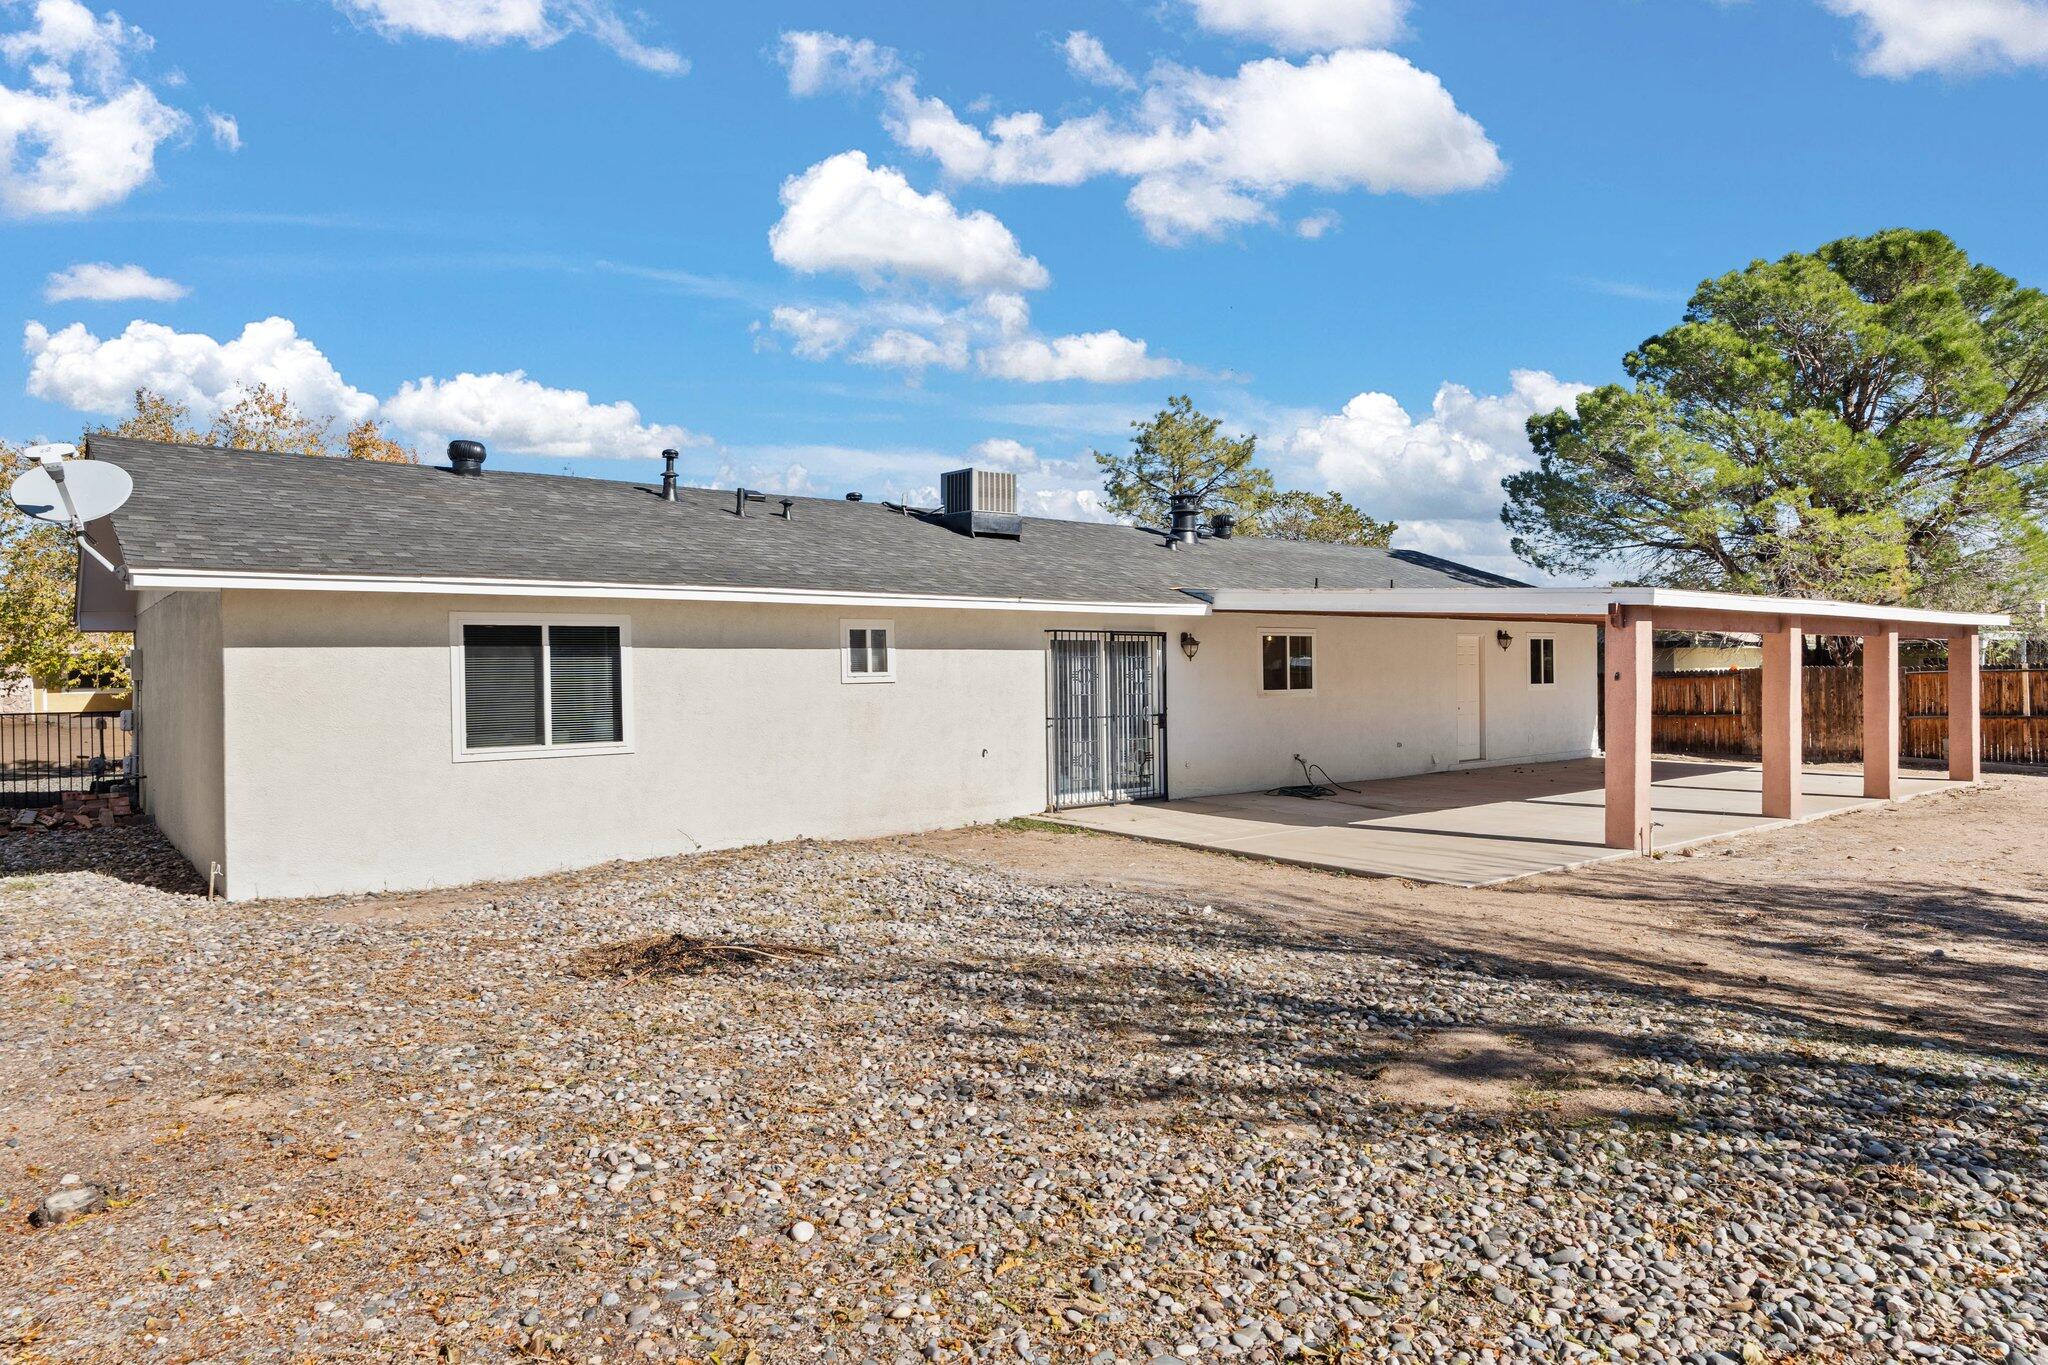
[1455, 634, 1484, 761]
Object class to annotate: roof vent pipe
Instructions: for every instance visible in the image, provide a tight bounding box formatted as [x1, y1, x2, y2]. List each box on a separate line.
[448, 439, 486, 476]
[660, 448, 679, 501]
[1209, 512, 1236, 540]
[1169, 492, 1202, 544]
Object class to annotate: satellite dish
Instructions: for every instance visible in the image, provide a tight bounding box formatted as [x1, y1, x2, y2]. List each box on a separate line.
[9, 453, 133, 528]
[9, 450, 132, 578]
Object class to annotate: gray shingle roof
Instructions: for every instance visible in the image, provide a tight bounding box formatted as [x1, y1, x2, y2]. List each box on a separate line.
[89, 437, 1525, 605]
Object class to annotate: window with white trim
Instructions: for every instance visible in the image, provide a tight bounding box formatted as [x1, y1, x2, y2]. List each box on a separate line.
[1528, 635, 1557, 687]
[842, 619, 895, 682]
[454, 617, 629, 758]
[1261, 632, 1315, 693]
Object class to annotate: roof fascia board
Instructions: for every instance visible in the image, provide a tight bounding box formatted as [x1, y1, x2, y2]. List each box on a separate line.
[1205, 588, 1617, 618]
[1626, 587, 2006, 628]
[1205, 586, 2007, 629]
[122, 568, 1209, 617]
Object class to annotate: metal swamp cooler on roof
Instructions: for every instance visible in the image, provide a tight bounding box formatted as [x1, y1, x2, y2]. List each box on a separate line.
[939, 468, 1022, 539]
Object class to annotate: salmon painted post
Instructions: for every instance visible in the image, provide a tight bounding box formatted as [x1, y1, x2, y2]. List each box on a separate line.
[1949, 629, 1982, 782]
[1761, 621, 1803, 820]
[1603, 606, 1653, 852]
[1861, 627, 1900, 800]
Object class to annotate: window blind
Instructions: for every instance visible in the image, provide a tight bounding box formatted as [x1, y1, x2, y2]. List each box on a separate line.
[1288, 636, 1314, 691]
[549, 625, 623, 744]
[463, 624, 544, 748]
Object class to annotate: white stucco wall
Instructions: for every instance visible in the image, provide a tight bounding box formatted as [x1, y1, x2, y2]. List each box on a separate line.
[134, 590, 225, 884]
[1165, 616, 1599, 797]
[160, 590, 1597, 899]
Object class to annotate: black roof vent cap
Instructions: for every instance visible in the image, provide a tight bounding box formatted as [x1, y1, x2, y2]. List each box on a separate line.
[447, 439, 486, 476]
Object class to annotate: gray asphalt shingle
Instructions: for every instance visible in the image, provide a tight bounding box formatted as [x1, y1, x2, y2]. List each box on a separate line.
[89, 437, 1525, 604]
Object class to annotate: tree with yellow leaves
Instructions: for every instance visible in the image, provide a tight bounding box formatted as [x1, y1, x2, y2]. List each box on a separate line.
[90, 386, 418, 464]
[1, 386, 421, 697]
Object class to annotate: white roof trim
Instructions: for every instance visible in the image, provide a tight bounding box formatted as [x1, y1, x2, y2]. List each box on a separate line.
[1200, 586, 2009, 628]
[121, 567, 1208, 616]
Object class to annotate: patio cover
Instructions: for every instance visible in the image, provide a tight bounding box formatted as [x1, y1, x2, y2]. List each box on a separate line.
[1194, 586, 2010, 853]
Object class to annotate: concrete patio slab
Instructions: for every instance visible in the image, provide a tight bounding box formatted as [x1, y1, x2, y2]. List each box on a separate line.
[1041, 757, 1965, 887]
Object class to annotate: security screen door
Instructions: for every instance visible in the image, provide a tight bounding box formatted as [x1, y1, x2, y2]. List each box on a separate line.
[1047, 630, 1167, 808]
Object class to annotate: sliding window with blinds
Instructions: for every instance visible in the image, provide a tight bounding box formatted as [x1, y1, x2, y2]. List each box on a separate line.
[458, 619, 627, 755]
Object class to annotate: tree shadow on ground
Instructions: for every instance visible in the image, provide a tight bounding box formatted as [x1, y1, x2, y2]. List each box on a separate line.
[797, 937, 2045, 1195]
[910, 824, 2048, 1066]
[0, 825, 205, 894]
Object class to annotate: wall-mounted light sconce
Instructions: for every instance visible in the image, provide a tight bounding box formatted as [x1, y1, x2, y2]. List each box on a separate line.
[1180, 631, 1201, 661]
[1496, 629, 1513, 651]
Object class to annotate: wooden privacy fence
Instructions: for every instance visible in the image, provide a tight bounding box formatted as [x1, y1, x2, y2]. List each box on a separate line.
[1652, 667, 2048, 766]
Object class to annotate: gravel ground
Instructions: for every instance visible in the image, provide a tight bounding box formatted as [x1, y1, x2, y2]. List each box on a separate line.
[0, 824, 2043, 1364]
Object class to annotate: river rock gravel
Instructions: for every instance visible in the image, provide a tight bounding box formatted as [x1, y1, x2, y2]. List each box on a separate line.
[0, 825, 2042, 1363]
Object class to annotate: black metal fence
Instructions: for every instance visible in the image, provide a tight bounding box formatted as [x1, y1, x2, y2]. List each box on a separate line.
[0, 712, 135, 808]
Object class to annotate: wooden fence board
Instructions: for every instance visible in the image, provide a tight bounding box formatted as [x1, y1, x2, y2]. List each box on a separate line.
[1654, 667, 2047, 766]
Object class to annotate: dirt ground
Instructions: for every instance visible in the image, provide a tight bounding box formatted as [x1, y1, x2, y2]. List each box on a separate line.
[904, 772, 2048, 1063]
[2, 776, 2044, 1362]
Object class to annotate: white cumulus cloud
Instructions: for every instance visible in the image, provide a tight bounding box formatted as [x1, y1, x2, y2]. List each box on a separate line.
[1181, 0, 1409, 50]
[24, 316, 378, 424]
[1061, 31, 1135, 89]
[768, 150, 1051, 294]
[331, 0, 684, 74]
[978, 329, 1182, 385]
[767, 305, 859, 359]
[44, 260, 187, 301]
[1820, 0, 2048, 75]
[779, 29, 900, 95]
[0, 0, 188, 216]
[206, 108, 239, 150]
[1025, 486, 1119, 522]
[23, 314, 704, 458]
[1295, 209, 1339, 238]
[789, 34, 1502, 244]
[1276, 370, 1590, 580]
[380, 370, 703, 458]
[967, 436, 1039, 471]
[761, 290, 1186, 387]
[854, 327, 968, 374]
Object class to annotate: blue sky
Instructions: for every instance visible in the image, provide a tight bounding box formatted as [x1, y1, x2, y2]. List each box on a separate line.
[4, 0, 2046, 579]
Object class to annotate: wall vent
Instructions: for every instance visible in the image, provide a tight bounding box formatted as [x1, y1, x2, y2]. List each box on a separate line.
[939, 467, 1022, 539]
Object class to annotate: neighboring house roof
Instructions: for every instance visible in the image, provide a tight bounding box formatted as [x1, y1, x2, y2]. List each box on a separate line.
[88, 437, 1524, 608]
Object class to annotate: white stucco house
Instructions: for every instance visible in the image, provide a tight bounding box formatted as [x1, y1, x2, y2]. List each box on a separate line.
[80, 436, 1604, 900]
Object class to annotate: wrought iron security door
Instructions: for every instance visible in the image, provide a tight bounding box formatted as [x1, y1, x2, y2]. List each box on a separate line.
[1047, 630, 1166, 808]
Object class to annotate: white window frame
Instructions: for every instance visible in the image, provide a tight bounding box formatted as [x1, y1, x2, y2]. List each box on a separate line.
[449, 612, 634, 763]
[841, 618, 896, 684]
[1528, 634, 1558, 689]
[1260, 629, 1317, 696]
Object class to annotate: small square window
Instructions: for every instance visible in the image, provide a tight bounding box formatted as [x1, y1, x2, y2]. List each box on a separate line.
[1261, 632, 1315, 692]
[1529, 636, 1557, 687]
[842, 620, 895, 682]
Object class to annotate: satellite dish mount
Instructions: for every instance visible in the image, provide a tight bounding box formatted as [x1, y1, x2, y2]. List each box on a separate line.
[8, 444, 132, 576]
